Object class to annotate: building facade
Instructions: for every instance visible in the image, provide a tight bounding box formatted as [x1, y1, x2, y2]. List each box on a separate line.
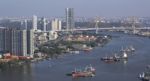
[0, 28, 34, 56]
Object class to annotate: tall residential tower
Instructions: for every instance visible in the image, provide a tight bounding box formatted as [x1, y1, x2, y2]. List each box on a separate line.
[0, 29, 27, 56]
[66, 8, 75, 32]
[0, 28, 34, 56]
[32, 15, 37, 30]
[41, 17, 47, 32]
[27, 30, 34, 57]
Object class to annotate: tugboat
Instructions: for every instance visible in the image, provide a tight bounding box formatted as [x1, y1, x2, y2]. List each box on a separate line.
[67, 65, 96, 78]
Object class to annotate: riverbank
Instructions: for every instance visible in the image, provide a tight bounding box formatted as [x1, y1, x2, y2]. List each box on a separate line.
[0, 34, 112, 69]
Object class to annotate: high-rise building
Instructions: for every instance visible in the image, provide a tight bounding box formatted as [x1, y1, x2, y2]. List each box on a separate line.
[27, 30, 34, 57]
[0, 28, 34, 56]
[0, 28, 5, 51]
[32, 15, 37, 30]
[0, 29, 27, 56]
[66, 8, 75, 32]
[51, 19, 62, 31]
[41, 17, 47, 31]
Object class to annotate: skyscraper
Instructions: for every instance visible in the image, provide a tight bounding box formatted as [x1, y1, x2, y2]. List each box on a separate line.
[66, 8, 74, 32]
[32, 15, 37, 30]
[51, 19, 62, 31]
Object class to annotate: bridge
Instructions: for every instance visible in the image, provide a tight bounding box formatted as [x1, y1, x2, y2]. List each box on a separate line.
[55, 27, 150, 32]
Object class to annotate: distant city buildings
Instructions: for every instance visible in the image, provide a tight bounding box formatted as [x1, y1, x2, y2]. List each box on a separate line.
[0, 28, 34, 56]
[38, 17, 47, 31]
[66, 8, 75, 32]
[21, 19, 28, 30]
[51, 18, 62, 31]
[34, 32, 48, 45]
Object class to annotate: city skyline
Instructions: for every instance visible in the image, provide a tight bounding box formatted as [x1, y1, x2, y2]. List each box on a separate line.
[0, 0, 150, 17]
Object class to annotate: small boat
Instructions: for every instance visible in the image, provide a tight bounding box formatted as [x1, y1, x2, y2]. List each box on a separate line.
[101, 55, 120, 63]
[83, 47, 93, 52]
[121, 51, 128, 59]
[129, 46, 135, 52]
[67, 65, 96, 78]
[139, 72, 150, 81]
[120, 46, 135, 53]
[114, 53, 121, 59]
[120, 47, 125, 52]
[125, 48, 131, 52]
[69, 51, 80, 54]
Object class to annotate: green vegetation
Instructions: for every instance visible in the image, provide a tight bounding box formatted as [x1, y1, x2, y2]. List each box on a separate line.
[37, 35, 111, 58]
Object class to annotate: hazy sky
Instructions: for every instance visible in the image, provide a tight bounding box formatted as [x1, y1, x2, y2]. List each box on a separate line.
[0, 0, 150, 17]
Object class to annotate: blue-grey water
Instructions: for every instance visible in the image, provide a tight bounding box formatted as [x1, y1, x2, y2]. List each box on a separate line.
[0, 32, 150, 81]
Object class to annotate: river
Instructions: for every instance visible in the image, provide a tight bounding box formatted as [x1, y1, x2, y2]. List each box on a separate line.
[0, 32, 150, 81]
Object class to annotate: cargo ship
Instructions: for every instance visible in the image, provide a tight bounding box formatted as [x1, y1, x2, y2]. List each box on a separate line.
[67, 65, 96, 78]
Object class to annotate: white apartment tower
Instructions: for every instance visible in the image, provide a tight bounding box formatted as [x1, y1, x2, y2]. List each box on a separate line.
[32, 15, 37, 30]
[51, 19, 62, 31]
